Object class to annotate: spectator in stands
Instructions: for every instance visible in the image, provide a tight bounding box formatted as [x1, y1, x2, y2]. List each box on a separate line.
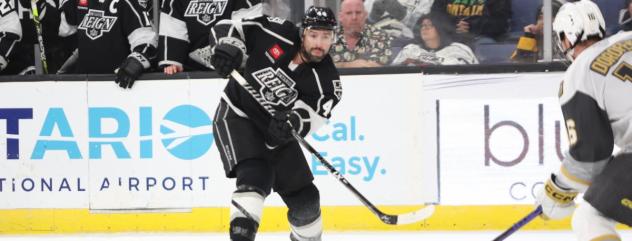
[392, 14, 478, 66]
[430, 0, 511, 46]
[331, 0, 393, 68]
[612, 0, 632, 33]
[511, 0, 564, 63]
[364, 0, 433, 40]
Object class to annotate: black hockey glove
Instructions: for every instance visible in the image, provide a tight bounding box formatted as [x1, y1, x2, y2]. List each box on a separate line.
[267, 110, 300, 146]
[115, 56, 145, 89]
[211, 44, 243, 78]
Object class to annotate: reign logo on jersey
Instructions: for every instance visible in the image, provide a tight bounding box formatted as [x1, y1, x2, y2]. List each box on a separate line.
[251, 67, 298, 107]
[78, 9, 117, 40]
[184, 0, 228, 26]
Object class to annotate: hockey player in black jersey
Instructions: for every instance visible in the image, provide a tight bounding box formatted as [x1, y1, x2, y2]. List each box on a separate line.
[0, 0, 70, 75]
[158, 0, 261, 75]
[535, 1, 632, 240]
[210, 6, 342, 241]
[59, 0, 156, 88]
[0, 0, 22, 74]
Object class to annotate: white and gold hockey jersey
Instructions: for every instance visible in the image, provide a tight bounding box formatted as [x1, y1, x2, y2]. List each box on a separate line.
[558, 31, 632, 188]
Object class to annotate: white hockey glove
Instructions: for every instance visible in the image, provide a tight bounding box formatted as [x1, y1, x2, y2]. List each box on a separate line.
[535, 173, 578, 220]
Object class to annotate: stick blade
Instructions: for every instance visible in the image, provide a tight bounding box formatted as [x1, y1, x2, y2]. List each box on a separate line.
[382, 205, 435, 225]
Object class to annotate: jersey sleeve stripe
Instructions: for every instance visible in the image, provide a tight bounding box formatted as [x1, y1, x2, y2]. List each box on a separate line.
[127, 27, 157, 51]
[311, 68, 324, 115]
[123, 0, 145, 26]
[159, 12, 189, 42]
[59, 0, 70, 9]
[162, 36, 168, 63]
[210, 27, 218, 45]
[158, 60, 182, 67]
[44, 0, 56, 8]
[231, 3, 262, 20]
[5, 35, 17, 57]
[241, 21, 294, 45]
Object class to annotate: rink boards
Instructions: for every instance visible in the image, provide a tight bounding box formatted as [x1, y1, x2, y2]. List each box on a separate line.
[0, 72, 623, 233]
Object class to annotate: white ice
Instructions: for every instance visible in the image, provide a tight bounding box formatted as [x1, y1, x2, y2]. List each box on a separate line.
[2, 231, 632, 241]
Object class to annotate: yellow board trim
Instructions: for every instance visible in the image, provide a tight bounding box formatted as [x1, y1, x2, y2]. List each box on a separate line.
[0, 205, 629, 234]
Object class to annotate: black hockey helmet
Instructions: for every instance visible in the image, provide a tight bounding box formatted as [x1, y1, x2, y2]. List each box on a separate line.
[301, 6, 337, 31]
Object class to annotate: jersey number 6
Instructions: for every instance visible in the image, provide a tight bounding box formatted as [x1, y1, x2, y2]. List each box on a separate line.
[565, 119, 578, 146]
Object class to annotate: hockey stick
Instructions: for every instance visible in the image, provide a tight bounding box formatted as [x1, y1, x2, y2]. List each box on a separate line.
[229, 70, 435, 225]
[492, 206, 543, 241]
[31, 0, 48, 74]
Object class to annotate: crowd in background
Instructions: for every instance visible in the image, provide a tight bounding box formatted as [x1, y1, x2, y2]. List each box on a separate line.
[0, 0, 629, 79]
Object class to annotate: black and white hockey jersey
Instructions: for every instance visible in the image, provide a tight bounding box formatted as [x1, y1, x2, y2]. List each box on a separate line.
[158, 0, 260, 70]
[0, 0, 21, 73]
[59, 0, 156, 74]
[210, 15, 343, 138]
[556, 31, 632, 191]
[0, 0, 68, 75]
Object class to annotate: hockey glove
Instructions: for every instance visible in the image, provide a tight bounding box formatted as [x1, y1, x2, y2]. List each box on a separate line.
[267, 110, 301, 146]
[115, 54, 146, 89]
[535, 174, 578, 220]
[211, 44, 243, 78]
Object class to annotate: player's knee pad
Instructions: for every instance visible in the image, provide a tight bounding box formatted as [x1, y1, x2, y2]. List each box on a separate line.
[280, 183, 322, 241]
[230, 185, 266, 241]
[572, 203, 620, 241]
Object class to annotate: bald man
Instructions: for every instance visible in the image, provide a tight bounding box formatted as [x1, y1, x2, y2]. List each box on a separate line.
[330, 0, 393, 68]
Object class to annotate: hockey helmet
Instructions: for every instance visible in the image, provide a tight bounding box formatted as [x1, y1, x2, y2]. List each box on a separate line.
[553, 0, 605, 60]
[301, 6, 337, 31]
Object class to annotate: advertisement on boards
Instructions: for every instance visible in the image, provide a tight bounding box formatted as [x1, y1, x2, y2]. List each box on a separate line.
[422, 72, 570, 205]
[0, 74, 436, 209]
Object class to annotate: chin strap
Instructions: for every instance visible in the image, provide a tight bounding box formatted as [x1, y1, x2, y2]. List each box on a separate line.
[562, 44, 577, 61]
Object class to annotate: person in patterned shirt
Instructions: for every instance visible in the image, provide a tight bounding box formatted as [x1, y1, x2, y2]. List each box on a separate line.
[331, 0, 393, 68]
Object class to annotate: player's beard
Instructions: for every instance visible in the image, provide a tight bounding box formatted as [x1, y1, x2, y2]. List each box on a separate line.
[300, 45, 327, 63]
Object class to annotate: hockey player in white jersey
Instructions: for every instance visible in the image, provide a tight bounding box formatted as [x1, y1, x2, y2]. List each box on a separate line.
[535, 1, 632, 240]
